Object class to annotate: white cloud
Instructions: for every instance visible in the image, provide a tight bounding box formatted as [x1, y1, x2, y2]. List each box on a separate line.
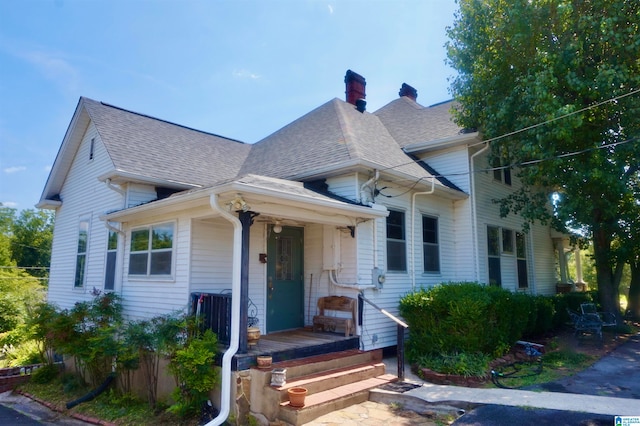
[44, 165, 52, 172]
[1, 201, 18, 208]
[328, 4, 334, 14]
[232, 69, 261, 80]
[4, 166, 26, 174]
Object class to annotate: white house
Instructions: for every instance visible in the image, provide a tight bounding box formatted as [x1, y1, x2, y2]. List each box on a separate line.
[37, 70, 567, 423]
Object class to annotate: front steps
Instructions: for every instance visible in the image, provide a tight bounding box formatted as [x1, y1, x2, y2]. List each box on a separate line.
[250, 349, 396, 425]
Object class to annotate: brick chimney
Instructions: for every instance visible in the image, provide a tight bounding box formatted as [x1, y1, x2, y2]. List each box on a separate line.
[345, 70, 366, 112]
[399, 83, 418, 102]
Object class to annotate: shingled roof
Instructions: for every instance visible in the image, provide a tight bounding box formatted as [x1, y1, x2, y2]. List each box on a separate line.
[239, 98, 434, 181]
[374, 97, 463, 147]
[41, 79, 469, 207]
[84, 98, 251, 187]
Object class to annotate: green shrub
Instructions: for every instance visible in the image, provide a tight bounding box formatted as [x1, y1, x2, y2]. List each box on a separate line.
[31, 363, 60, 384]
[417, 351, 491, 377]
[399, 282, 553, 361]
[167, 328, 220, 418]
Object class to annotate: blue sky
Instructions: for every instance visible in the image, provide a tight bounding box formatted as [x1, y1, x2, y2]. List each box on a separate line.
[0, 0, 458, 212]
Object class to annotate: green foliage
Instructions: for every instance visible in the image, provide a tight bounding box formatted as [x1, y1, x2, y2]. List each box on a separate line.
[167, 328, 220, 418]
[0, 269, 46, 347]
[119, 314, 185, 410]
[34, 293, 123, 387]
[400, 282, 556, 361]
[30, 363, 61, 384]
[417, 351, 491, 378]
[446, 0, 640, 315]
[9, 209, 54, 278]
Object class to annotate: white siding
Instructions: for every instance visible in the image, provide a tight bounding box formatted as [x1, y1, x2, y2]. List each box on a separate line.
[471, 150, 557, 292]
[126, 183, 158, 208]
[120, 211, 191, 320]
[420, 146, 472, 193]
[48, 124, 122, 309]
[326, 174, 359, 200]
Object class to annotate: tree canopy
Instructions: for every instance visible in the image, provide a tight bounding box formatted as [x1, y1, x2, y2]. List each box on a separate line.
[446, 0, 640, 316]
[0, 205, 53, 278]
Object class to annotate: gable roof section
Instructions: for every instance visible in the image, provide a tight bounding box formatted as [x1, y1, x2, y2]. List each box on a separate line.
[38, 98, 251, 207]
[83, 98, 250, 187]
[239, 98, 436, 182]
[374, 98, 463, 148]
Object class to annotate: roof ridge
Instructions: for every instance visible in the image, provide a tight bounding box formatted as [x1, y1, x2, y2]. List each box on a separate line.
[87, 98, 246, 144]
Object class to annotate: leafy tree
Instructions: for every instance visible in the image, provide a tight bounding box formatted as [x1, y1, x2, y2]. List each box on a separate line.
[446, 0, 640, 319]
[10, 209, 54, 278]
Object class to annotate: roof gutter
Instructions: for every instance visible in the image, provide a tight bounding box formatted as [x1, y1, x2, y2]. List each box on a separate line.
[470, 143, 489, 282]
[410, 177, 436, 290]
[205, 194, 242, 426]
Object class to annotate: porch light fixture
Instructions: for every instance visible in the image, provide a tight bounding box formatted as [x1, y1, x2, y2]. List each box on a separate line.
[273, 221, 282, 234]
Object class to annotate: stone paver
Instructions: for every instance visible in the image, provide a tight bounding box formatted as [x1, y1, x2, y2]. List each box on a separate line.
[302, 400, 443, 426]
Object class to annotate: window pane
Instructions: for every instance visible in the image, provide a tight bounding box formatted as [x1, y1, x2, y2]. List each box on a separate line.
[488, 257, 501, 287]
[387, 240, 406, 271]
[386, 210, 405, 240]
[422, 216, 437, 244]
[78, 221, 88, 253]
[504, 168, 512, 185]
[275, 237, 293, 281]
[516, 232, 526, 258]
[424, 244, 440, 272]
[502, 229, 513, 253]
[105, 251, 116, 290]
[131, 229, 150, 251]
[129, 253, 148, 274]
[487, 226, 500, 256]
[518, 259, 528, 288]
[74, 254, 85, 287]
[152, 223, 173, 249]
[107, 230, 118, 250]
[150, 251, 172, 275]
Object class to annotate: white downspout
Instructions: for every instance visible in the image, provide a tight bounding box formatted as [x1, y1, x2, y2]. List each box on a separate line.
[470, 144, 489, 282]
[410, 177, 436, 290]
[206, 194, 242, 426]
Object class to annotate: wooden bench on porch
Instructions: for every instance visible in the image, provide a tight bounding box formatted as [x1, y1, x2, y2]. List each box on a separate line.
[312, 296, 357, 337]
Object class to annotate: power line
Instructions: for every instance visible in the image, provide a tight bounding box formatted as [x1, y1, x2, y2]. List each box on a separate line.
[378, 135, 640, 197]
[469, 87, 640, 148]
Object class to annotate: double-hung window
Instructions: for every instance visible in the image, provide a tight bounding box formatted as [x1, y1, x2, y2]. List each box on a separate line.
[492, 159, 512, 185]
[516, 232, 528, 288]
[129, 222, 174, 276]
[422, 215, 440, 273]
[386, 210, 406, 272]
[104, 230, 118, 290]
[74, 219, 89, 288]
[487, 226, 501, 286]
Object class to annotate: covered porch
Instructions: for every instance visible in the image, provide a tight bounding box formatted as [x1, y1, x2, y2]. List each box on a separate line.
[231, 329, 359, 370]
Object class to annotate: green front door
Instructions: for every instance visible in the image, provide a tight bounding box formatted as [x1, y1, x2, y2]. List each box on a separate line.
[266, 226, 304, 333]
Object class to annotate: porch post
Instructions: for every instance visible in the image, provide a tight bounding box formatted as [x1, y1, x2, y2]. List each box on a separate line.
[238, 210, 252, 354]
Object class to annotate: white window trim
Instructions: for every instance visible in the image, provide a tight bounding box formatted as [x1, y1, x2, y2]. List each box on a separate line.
[128, 221, 176, 279]
[421, 214, 441, 274]
[74, 216, 91, 290]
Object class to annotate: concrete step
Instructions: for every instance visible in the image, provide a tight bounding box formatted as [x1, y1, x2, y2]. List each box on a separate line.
[270, 362, 387, 402]
[268, 348, 382, 380]
[277, 374, 397, 425]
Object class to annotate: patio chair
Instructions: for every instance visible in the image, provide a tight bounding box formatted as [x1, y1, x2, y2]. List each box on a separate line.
[567, 307, 603, 343]
[581, 302, 617, 337]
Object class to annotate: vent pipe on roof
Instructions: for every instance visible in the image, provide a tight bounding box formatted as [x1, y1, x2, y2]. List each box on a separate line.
[345, 70, 366, 111]
[399, 83, 418, 101]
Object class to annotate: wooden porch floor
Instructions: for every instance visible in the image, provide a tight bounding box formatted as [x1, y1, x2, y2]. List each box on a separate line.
[230, 329, 360, 370]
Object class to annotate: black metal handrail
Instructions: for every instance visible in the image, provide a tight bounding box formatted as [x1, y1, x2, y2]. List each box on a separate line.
[358, 293, 408, 381]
